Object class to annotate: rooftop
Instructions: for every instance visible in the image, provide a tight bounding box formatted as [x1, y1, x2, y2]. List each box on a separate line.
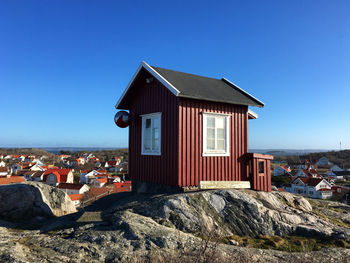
[117, 61, 264, 109]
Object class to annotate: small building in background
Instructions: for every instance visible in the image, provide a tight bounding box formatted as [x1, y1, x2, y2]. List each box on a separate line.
[0, 167, 8, 177]
[57, 183, 90, 195]
[286, 177, 333, 199]
[43, 168, 74, 186]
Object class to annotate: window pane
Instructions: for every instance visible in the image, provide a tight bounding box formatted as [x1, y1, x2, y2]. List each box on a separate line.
[207, 117, 215, 128]
[152, 128, 159, 150]
[216, 117, 225, 129]
[207, 127, 215, 139]
[153, 138, 159, 150]
[217, 128, 225, 140]
[146, 118, 151, 128]
[153, 117, 160, 129]
[207, 139, 215, 150]
[144, 125, 151, 150]
[144, 118, 152, 150]
[152, 117, 160, 151]
[217, 139, 225, 150]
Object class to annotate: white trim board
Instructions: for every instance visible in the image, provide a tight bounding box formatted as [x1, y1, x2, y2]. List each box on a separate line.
[248, 109, 258, 119]
[202, 112, 230, 157]
[116, 61, 180, 109]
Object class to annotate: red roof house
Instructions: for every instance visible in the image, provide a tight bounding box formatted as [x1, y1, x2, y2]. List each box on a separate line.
[43, 168, 74, 186]
[69, 194, 83, 207]
[0, 167, 8, 177]
[115, 62, 273, 192]
[0, 176, 25, 185]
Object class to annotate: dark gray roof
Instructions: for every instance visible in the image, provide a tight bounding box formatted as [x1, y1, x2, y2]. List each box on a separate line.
[151, 66, 264, 107]
[334, 171, 350, 176]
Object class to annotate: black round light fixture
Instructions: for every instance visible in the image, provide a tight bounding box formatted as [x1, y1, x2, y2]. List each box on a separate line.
[114, 111, 130, 128]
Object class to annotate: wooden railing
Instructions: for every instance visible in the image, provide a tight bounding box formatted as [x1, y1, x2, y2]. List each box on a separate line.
[246, 153, 273, 192]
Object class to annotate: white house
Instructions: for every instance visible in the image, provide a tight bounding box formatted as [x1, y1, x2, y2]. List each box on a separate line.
[273, 165, 291, 176]
[294, 168, 321, 178]
[30, 163, 45, 171]
[0, 167, 8, 177]
[31, 171, 45, 182]
[80, 170, 105, 184]
[104, 159, 121, 170]
[4, 155, 13, 160]
[331, 165, 343, 172]
[69, 194, 83, 207]
[316, 157, 330, 166]
[57, 183, 90, 195]
[33, 159, 44, 166]
[91, 177, 107, 188]
[327, 171, 349, 181]
[76, 157, 86, 165]
[286, 177, 333, 199]
[10, 163, 23, 174]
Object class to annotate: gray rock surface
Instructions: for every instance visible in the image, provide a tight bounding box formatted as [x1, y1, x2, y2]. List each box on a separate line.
[0, 189, 350, 262]
[0, 182, 76, 222]
[127, 189, 350, 241]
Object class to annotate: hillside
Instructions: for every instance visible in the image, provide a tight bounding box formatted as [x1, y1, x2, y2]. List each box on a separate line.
[274, 150, 350, 168]
[0, 187, 350, 262]
[0, 148, 55, 157]
[90, 148, 128, 162]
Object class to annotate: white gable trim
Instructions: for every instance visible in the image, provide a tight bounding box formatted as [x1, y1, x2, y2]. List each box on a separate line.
[248, 109, 258, 119]
[293, 178, 305, 185]
[221, 78, 265, 107]
[316, 179, 332, 189]
[115, 61, 180, 109]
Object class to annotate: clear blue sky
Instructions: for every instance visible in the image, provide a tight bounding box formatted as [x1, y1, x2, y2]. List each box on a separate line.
[1, 0, 349, 149]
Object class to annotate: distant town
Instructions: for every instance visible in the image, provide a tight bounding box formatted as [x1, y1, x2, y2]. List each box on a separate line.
[0, 148, 130, 208]
[272, 151, 350, 203]
[1, 148, 350, 206]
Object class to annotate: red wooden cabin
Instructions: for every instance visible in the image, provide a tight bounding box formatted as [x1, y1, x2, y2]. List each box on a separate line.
[116, 62, 273, 192]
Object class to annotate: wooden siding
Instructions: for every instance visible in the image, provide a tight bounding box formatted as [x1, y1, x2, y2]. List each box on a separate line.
[178, 98, 249, 187]
[127, 69, 178, 186]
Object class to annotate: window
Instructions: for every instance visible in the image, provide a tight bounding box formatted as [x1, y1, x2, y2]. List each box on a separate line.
[141, 112, 161, 155]
[202, 113, 230, 156]
[258, 161, 265, 174]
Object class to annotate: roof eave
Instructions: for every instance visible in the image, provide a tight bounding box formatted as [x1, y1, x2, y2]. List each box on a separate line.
[178, 94, 260, 108]
[248, 109, 258, 119]
[221, 78, 265, 108]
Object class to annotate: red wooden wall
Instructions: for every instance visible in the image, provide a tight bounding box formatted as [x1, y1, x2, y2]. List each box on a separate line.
[126, 69, 179, 186]
[246, 153, 273, 192]
[177, 98, 248, 187]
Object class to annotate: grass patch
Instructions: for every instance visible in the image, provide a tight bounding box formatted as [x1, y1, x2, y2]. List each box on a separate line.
[225, 234, 350, 252]
[77, 211, 102, 223]
[17, 236, 32, 245]
[311, 209, 350, 228]
[307, 199, 350, 228]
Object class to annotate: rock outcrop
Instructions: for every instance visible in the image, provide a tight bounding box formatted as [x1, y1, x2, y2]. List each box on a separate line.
[119, 189, 350, 241]
[0, 188, 350, 262]
[0, 182, 76, 222]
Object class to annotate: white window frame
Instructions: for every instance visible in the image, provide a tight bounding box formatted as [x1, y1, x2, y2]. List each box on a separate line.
[202, 112, 230, 156]
[141, 112, 162, 156]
